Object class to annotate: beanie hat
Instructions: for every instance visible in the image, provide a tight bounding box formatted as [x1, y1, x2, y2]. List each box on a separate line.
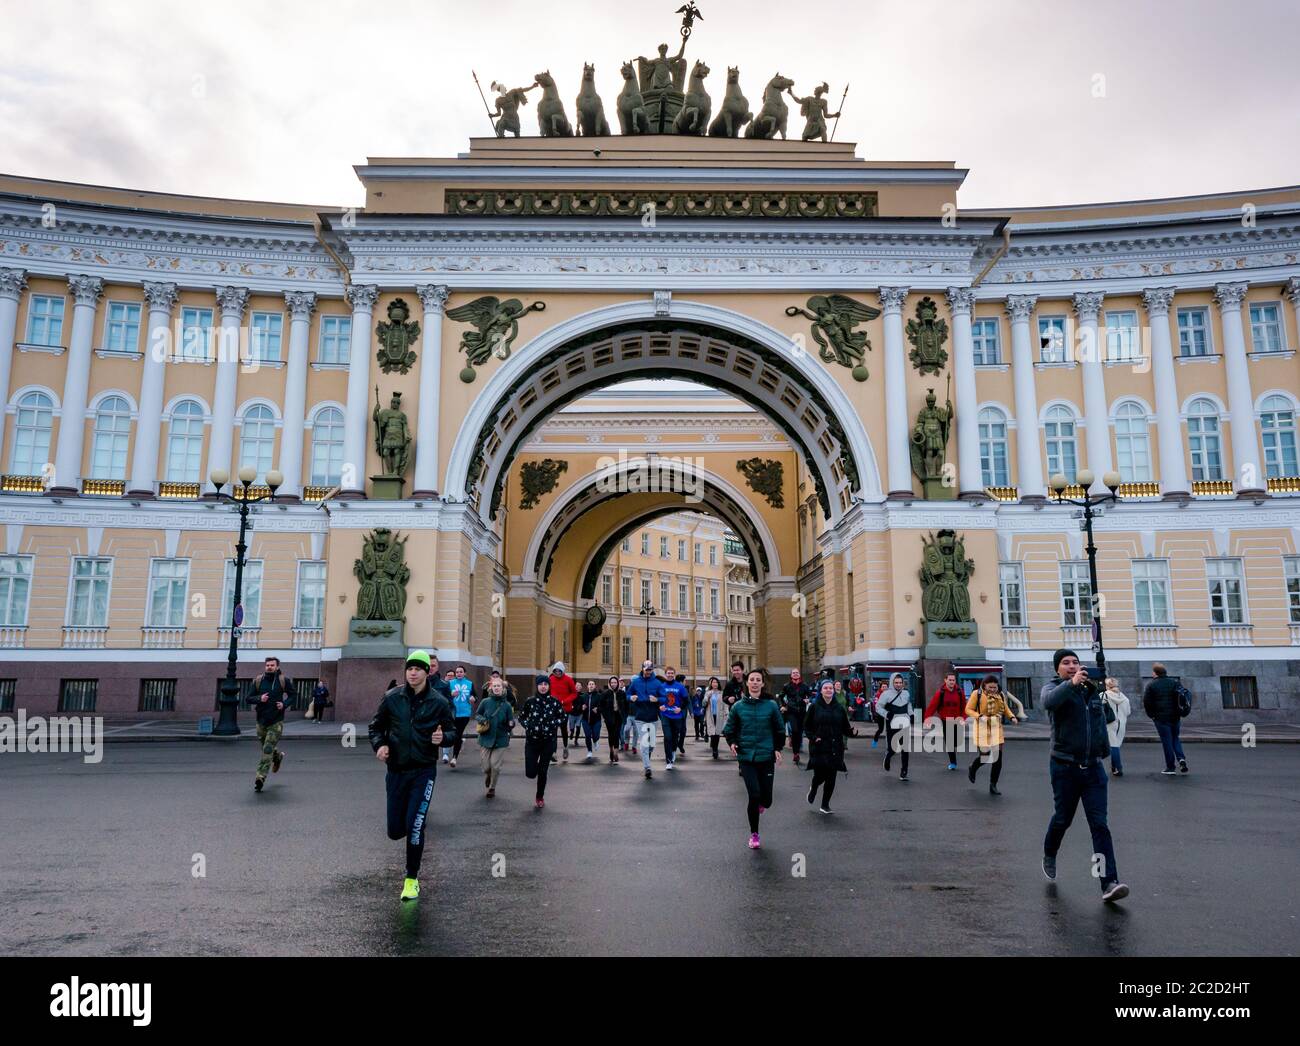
[405, 649, 432, 670]
[1053, 648, 1078, 671]
[535, 674, 550, 686]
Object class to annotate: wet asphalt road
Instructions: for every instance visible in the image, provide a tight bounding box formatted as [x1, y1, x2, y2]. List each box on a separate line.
[1, 734, 1296, 956]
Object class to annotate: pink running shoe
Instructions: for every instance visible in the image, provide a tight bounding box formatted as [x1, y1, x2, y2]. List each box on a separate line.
[535, 798, 545, 810]
[758, 806, 767, 815]
[748, 833, 761, 849]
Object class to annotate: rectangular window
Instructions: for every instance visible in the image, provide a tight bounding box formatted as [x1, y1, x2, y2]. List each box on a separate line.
[1206, 558, 1246, 625]
[659, 536, 669, 558]
[999, 563, 1024, 628]
[640, 577, 651, 606]
[222, 560, 263, 629]
[972, 318, 1001, 365]
[621, 537, 631, 553]
[318, 315, 352, 364]
[695, 585, 704, 613]
[1177, 307, 1210, 357]
[1187, 406, 1224, 481]
[678, 539, 687, 561]
[659, 580, 669, 611]
[0, 678, 14, 713]
[621, 575, 632, 607]
[104, 301, 142, 353]
[1249, 303, 1284, 353]
[601, 636, 611, 667]
[695, 640, 703, 666]
[26, 294, 65, 347]
[295, 561, 327, 630]
[601, 573, 613, 606]
[641, 533, 650, 556]
[1220, 676, 1258, 710]
[0, 556, 33, 627]
[146, 559, 190, 628]
[1105, 310, 1140, 362]
[139, 678, 177, 713]
[1059, 561, 1092, 627]
[678, 583, 687, 613]
[711, 642, 719, 668]
[68, 557, 112, 628]
[679, 640, 688, 666]
[1038, 316, 1067, 363]
[1133, 559, 1172, 625]
[709, 544, 717, 566]
[694, 542, 702, 563]
[249, 312, 283, 362]
[621, 635, 632, 666]
[1285, 557, 1300, 625]
[59, 679, 98, 713]
[710, 588, 719, 616]
[180, 307, 214, 361]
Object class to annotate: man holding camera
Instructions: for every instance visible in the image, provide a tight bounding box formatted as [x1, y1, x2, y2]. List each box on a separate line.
[1041, 649, 1129, 904]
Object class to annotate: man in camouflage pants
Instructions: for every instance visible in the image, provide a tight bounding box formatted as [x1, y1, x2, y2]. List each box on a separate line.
[249, 656, 295, 792]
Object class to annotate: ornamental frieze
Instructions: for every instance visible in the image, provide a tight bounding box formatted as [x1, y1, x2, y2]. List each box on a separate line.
[445, 189, 878, 219]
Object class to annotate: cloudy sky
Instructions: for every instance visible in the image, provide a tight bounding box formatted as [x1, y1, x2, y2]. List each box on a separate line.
[2, 0, 1297, 209]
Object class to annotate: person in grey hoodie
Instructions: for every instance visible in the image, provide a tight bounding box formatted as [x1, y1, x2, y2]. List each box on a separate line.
[1040, 648, 1129, 904]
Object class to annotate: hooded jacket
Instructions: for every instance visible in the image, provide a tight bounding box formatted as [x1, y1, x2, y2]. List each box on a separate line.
[548, 665, 579, 713]
[627, 673, 666, 723]
[598, 686, 628, 718]
[722, 692, 786, 764]
[368, 682, 459, 772]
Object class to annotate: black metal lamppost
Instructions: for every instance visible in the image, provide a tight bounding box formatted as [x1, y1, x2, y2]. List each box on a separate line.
[210, 464, 282, 736]
[1049, 467, 1122, 677]
[638, 600, 658, 665]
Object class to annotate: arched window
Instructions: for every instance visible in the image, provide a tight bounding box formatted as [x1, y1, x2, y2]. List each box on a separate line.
[978, 407, 1009, 487]
[1043, 405, 1078, 481]
[309, 407, 345, 486]
[1113, 402, 1152, 483]
[89, 395, 132, 480]
[1186, 399, 1223, 482]
[165, 400, 205, 483]
[10, 391, 54, 476]
[238, 404, 276, 481]
[1260, 394, 1299, 479]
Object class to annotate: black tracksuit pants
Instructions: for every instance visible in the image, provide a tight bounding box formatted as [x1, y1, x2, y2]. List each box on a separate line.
[386, 766, 437, 878]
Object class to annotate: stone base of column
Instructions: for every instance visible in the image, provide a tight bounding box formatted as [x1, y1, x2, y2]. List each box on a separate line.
[886, 489, 916, 502]
[957, 490, 992, 502]
[1018, 494, 1048, 506]
[1160, 490, 1191, 504]
[1236, 488, 1268, 500]
[409, 489, 439, 500]
[273, 494, 302, 504]
[333, 489, 368, 501]
[44, 486, 78, 497]
[126, 489, 157, 500]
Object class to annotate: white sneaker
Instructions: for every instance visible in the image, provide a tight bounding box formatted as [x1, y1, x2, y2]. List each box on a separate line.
[441, 754, 449, 764]
[665, 762, 675, 771]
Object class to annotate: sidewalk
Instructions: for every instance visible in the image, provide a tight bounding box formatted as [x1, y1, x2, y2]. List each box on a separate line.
[89, 715, 1300, 743]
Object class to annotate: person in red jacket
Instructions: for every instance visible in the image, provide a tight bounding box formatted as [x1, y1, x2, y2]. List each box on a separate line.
[548, 661, 579, 762]
[924, 672, 968, 771]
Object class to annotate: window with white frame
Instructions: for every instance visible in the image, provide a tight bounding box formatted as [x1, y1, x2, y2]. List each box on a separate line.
[711, 641, 719, 668]
[678, 539, 687, 561]
[1206, 558, 1246, 625]
[10, 390, 54, 475]
[295, 561, 327, 630]
[1186, 399, 1224, 481]
[659, 579, 669, 611]
[678, 583, 687, 613]
[249, 312, 283, 362]
[1105, 310, 1140, 362]
[694, 542, 702, 563]
[972, 318, 1001, 365]
[146, 559, 189, 628]
[1059, 561, 1093, 627]
[601, 573, 612, 605]
[621, 575, 632, 607]
[679, 640, 688, 666]
[309, 407, 345, 486]
[1249, 303, 1284, 353]
[621, 635, 632, 666]
[68, 557, 112, 628]
[164, 399, 205, 483]
[1132, 560, 1172, 625]
[239, 404, 276, 481]
[179, 307, 213, 361]
[710, 587, 719, 615]
[709, 544, 717, 566]
[104, 302, 142, 353]
[694, 584, 703, 613]
[1177, 307, 1210, 357]
[1260, 395, 1299, 478]
[695, 640, 703, 666]
[0, 556, 33, 626]
[659, 536, 669, 558]
[640, 577, 651, 606]
[1038, 316, 1067, 363]
[1113, 402, 1152, 482]
[318, 315, 351, 364]
[90, 395, 132, 480]
[1285, 556, 1300, 625]
[621, 537, 630, 553]
[978, 407, 1009, 487]
[998, 562, 1024, 628]
[641, 533, 650, 555]
[1044, 406, 1078, 481]
[26, 295, 65, 347]
[222, 559, 263, 629]
[601, 636, 611, 666]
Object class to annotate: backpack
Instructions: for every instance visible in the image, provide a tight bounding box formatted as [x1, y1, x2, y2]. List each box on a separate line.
[1175, 683, 1193, 719]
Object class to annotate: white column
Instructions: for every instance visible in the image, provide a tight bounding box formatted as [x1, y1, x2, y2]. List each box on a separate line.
[414, 284, 450, 497]
[0, 269, 27, 425]
[946, 287, 983, 498]
[279, 291, 317, 498]
[341, 284, 379, 497]
[205, 287, 249, 493]
[51, 275, 103, 493]
[1141, 287, 1190, 499]
[127, 282, 178, 496]
[1006, 295, 1045, 499]
[878, 286, 912, 498]
[1214, 282, 1264, 495]
[1073, 292, 1112, 492]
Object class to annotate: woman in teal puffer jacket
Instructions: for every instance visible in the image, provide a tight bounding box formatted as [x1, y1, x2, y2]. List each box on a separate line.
[723, 668, 786, 850]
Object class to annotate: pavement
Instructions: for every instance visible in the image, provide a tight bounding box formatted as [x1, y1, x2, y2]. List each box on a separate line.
[1, 732, 1296, 956]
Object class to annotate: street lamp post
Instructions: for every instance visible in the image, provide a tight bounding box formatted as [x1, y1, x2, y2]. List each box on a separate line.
[639, 601, 658, 664]
[1049, 468, 1122, 677]
[210, 465, 283, 736]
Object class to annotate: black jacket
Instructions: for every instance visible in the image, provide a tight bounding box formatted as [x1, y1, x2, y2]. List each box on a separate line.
[519, 693, 566, 741]
[805, 697, 853, 772]
[248, 671, 296, 727]
[368, 683, 459, 772]
[722, 677, 746, 704]
[779, 681, 813, 720]
[1042, 678, 1114, 764]
[598, 686, 628, 718]
[1142, 676, 1183, 723]
[578, 689, 603, 721]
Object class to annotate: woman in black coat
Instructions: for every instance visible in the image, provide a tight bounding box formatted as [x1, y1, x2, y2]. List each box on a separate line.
[805, 679, 855, 813]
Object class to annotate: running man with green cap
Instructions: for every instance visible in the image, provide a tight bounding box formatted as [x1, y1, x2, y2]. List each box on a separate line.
[368, 650, 459, 901]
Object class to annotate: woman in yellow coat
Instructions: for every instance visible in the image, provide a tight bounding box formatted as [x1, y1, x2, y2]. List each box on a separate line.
[965, 675, 1018, 795]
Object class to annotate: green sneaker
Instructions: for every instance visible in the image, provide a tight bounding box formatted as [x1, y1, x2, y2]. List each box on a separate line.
[400, 877, 419, 901]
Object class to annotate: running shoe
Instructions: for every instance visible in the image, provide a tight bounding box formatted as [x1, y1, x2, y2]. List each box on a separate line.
[871, 739, 878, 748]
[644, 769, 652, 780]
[819, 807, 833, 815]
[1178, 759, 1189, 774]
[807, 784, 816, 804]
[968, 762, 978, 784]
[1161, 768, 1177, 775]
[449, 758, 457, 769]
[401, 877, 420, 901]
[441, 753, 449, 764]
[1042, 855, 1057, 881]
[562, 748, 569, 763]
[1101, 882, 1130, 903]
[486, 788, 495, 799]
[758, 806, 766, 814]
[748, 833, 761, 850]
[254, 777, 264, 793]
[272, 751, 283, 773]
[535, 797, 545, 809]
[989, 785, 1002, 795]
[947, 763, 957, 771]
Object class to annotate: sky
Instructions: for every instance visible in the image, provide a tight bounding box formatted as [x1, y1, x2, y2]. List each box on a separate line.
[1, 0, 1297, 210]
